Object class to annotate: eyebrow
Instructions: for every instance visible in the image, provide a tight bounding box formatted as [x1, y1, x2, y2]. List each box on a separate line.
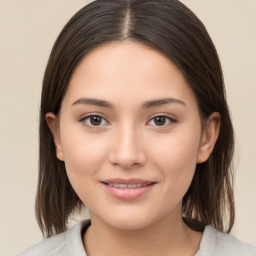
[72, 97, 186, 108]
[142, 98, 186, 108]
[72, 98, 113, 108]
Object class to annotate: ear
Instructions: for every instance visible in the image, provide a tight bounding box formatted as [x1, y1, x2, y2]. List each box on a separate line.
[197, 112, 221, 163]
[45, 112, 64, 161]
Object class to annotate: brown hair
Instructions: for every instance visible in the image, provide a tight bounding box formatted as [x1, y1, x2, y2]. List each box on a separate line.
[36, 0, 235, 238]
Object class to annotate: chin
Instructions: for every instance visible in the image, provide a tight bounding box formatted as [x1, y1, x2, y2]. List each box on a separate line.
[109, 218, 152, 231]
[96, 208, 161, 231]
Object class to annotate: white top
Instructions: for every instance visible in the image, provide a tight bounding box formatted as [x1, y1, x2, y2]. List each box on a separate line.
[18, 219, 256, 256]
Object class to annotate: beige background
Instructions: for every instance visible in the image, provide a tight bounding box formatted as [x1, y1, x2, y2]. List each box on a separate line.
[0, 0, 255, 255]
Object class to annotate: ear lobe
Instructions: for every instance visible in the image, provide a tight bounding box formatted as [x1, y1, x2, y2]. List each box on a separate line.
[45, 112, 64, 161]
[197, 112, 221, 164]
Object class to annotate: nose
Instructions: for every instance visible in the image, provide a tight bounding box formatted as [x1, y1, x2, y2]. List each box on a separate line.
[108, 124, 146, 170]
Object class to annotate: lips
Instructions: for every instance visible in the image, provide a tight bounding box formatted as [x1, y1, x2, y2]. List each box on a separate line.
[101, 178, 156, 200]
[107, 183, 150, 188]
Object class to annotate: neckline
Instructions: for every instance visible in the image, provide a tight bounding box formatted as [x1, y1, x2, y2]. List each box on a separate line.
[69, 220, 216, 256]
[195, 225, 216, 255]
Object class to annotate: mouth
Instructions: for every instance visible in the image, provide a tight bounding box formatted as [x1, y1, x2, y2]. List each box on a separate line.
[104, 183, 152, 188]
[101, 178, 156, 200]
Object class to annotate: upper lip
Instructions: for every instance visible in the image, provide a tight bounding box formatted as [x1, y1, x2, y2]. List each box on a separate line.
[101, 178, 156, 185]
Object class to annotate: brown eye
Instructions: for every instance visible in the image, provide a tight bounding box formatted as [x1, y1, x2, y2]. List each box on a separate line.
[81, 115, 108, 127]
[148, 115, 176, 127]
[154, 116, 167, 126]
[90, 116, 103, 126]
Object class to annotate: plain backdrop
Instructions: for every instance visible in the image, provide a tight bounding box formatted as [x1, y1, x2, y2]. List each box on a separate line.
[0, 1, 255, 255]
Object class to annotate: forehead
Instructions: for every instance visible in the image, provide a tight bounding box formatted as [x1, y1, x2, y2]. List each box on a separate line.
[63, 41, 197, 109]
[70, 40, 183, 83]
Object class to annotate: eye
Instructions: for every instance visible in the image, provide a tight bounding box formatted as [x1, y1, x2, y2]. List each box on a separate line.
[147, 115, 176, 127]
[80, 115, 108, 127]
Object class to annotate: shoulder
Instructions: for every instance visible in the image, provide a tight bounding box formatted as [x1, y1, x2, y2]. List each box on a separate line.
[17, 219, 90, 256]
[197, 225, 256, 256]
[17, 232, 67, 256]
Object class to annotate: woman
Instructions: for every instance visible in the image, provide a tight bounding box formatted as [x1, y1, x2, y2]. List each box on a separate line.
[18, 0, 256, 255]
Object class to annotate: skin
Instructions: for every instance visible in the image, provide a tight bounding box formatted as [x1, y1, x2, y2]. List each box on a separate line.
[47, 41, 220, 256]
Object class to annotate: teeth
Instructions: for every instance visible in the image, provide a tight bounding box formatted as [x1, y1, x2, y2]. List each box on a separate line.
[107, 183, 149, 188]
[128, 184, 137, 188]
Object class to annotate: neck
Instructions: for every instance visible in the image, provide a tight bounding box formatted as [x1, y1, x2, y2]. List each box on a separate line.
[83, 213, 202, 256]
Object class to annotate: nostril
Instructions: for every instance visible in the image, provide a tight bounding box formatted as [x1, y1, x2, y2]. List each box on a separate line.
[108, 153, 146, 169]
[108, 130, 146, 168]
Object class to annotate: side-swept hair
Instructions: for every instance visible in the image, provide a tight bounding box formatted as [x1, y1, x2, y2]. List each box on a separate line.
[36, 0, 235, 237]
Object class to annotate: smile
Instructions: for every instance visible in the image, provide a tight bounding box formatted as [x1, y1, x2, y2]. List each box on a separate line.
[105, 183, 152, 188]
[101, 178, 156, 200]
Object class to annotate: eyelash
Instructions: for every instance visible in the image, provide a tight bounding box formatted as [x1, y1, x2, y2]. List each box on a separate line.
[79, 114, 176, 128]
[80, 114, 109, 128]
[147, 115, 177, 127]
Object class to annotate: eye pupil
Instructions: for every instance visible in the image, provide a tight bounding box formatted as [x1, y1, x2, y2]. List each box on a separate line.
[154, 116, 166, 126]
[90, 116, 102, 126]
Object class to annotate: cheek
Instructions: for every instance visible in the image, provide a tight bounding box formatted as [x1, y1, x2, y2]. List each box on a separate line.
[61, 121, 109, 168]
[59, 128, 109, 198]
[148, 128, 201, 195]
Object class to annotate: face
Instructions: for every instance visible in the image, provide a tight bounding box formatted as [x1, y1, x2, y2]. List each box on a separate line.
[47, 41, 219, 230]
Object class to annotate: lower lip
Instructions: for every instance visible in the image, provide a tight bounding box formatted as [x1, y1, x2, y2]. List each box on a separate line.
[101, 183, 156, 200]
